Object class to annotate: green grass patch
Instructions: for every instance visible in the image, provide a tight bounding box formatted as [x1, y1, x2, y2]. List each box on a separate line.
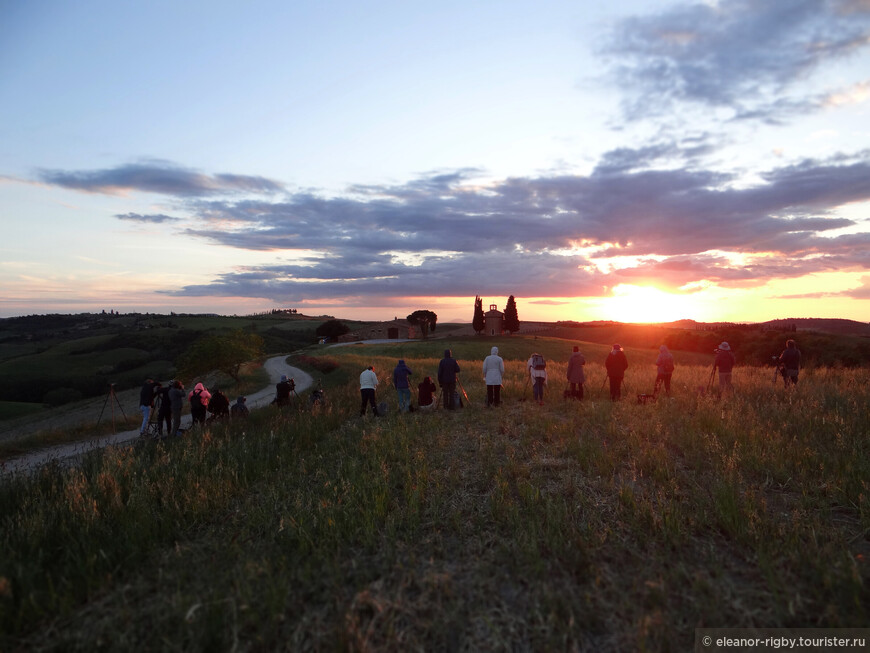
[0, 401, 45, 421]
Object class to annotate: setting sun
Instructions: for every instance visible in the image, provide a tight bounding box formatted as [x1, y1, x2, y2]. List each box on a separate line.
[597, 284, 698, 323]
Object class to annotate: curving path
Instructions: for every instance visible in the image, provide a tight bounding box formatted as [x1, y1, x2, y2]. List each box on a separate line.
[0, 355, 313, 477]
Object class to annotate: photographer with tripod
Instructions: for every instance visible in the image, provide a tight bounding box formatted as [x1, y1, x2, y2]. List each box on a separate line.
[138, 379, 161, 437]
[778, 339, 801, 386]
[713, 342, 736, 394]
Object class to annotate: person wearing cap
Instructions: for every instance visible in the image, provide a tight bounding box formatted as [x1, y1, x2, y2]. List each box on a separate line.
[359, 365, 380, 416]
[231, 395, 249, 419]
[566, 346, 586, 400]
[605, 344, 629, 401]
[392, 359, 414, 413]
[714, 342, 736, 393]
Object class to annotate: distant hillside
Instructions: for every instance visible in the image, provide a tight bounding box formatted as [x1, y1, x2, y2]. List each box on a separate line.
[759, 318, 870, 336]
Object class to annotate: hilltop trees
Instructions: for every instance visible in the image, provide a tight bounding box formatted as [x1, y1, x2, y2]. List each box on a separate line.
[504, 296, 520, 334]
[473, 296, 485, 334]
[315, 319, 350, 340]
[177, 329, 264, 382]
[407, 310, 438, 339]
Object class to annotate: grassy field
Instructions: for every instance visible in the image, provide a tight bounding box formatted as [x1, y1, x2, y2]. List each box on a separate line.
[0, 363, 270, 458]
[0, 337, 867, 651]
[0, 312, 364, 412]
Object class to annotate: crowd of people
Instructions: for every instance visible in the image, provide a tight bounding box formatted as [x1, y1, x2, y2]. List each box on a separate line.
[138, 378, 247, 438]
[139, 338, 802, 433]
[354, 339, 802, 414]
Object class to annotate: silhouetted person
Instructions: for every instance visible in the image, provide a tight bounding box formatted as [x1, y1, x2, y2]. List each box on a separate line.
[156, 383, 172, 436]
[188, 382, 211, 426]
[566, 346, 585, 400]
[392, 359, 413, 413]
[437, 349, 460, 409]
[779, 339, 801, 386]
[231, 395, 249, 419]
[714, 342, 736, 393]
[654, 345, 675, 396]
[274, 375, 294, 406]
[207, 387, 230, 423]
[418, 376, 437, 410]
[138, 378, 161, 436]
[605, 344, 628, 401]
[527, 352, 548, 404]
[169, 380, 185, 437]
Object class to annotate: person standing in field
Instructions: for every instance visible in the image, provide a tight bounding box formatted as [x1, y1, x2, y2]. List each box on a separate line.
[138, 378, 161, 436]
[437, 349, 461, 410]
[778, 339, 801, 386]
[714, 342, 736, 393]
[605, 344, 629, 401]
[206, 387, 230, 423]
[566, 346, 586, 400]
[359, 365, 380, 417]
[156, 381, 173, 437]
[231, 395, 249, 419]
[274, 375, 294, 406]
[188, 382, 212, 427]
[654, 345, 675, 396]
[392, 359, 414, 413]
[169, 380, 185, 437]
[527, 352, 548, 405]
[482, 346, 505, 407]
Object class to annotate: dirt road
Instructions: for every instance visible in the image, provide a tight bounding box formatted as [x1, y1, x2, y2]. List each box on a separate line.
[0, 356, 313, 477]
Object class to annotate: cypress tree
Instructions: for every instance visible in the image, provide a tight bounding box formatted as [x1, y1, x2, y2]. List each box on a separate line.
[504, 295, 520, 334]
[473, 296, 485, 334]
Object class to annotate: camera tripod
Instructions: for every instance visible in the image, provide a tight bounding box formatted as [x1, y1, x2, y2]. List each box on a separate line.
[96, 383, 127, 434]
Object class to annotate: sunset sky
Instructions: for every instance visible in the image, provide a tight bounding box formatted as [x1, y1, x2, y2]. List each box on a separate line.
[2, 0, 870, 324]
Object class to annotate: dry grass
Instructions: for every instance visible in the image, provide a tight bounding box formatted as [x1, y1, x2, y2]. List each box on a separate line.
[0, 349, 867, 651]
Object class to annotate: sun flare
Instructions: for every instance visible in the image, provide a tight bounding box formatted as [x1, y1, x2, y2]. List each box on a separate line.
[600, 284, 697, 324]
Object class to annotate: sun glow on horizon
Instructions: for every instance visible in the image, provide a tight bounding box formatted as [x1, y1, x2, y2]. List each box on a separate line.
[593, 284, 702, 323]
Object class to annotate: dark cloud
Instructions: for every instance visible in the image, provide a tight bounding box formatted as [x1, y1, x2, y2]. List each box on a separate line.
[604, 0, 870, 122]
[164, 250, 608, 302]
[155, 149, 870, 304]
[40, 161, 285, 197]
[115, 212, 182, 224]
[181, 153, 867, 261]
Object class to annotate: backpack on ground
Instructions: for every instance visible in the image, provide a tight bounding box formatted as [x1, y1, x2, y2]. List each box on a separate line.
[531, 354, 546, 370]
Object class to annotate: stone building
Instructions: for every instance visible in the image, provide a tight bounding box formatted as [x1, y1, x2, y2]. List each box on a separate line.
[337, 319, 418, 343]
[484, 304, 504, 336]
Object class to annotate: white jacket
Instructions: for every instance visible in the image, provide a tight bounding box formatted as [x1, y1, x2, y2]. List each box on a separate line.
[482, 347, 505, 385]
[359, 368, 378, 390]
